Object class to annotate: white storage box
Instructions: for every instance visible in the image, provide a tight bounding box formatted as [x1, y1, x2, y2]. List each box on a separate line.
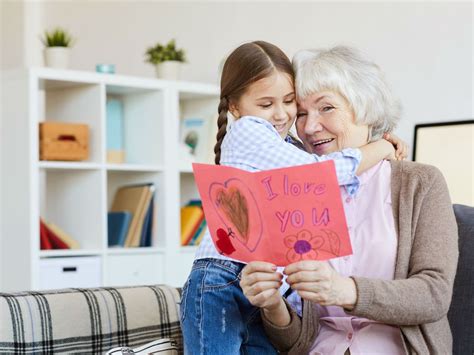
[105, 254, 163, 287]
[39, 256, 101, 290]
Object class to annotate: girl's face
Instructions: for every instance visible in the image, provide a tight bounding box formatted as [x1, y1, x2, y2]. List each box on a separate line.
[295, 90, 369, 155]
[230, 71, 297, 138]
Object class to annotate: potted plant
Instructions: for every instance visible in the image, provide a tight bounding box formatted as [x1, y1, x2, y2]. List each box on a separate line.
[40, 27, 74, 69]
[145, 39, 186, 80]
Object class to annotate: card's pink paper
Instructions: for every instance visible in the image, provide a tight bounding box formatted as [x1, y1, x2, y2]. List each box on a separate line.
[192, 161, 352, 266]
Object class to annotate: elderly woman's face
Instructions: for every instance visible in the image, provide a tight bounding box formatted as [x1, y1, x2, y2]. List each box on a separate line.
[295, 91, 369, 155]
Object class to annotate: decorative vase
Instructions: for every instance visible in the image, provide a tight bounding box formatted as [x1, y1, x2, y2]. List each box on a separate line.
[44, 47, 70, 69]
[155, 61, 182, 80]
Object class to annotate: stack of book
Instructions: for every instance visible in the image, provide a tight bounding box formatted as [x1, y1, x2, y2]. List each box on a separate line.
[108, 183, 155, 248]
[180, 200, 206, 246]
[40, 218, 80, 250]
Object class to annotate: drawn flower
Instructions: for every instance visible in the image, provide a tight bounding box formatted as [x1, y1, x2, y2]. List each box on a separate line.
[284, 229, 324, 263]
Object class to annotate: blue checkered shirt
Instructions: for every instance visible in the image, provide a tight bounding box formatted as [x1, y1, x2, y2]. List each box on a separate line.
[195, 115, 361, 262]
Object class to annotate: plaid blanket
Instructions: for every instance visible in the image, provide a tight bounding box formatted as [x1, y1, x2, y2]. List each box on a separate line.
[0, 285, 182, 354]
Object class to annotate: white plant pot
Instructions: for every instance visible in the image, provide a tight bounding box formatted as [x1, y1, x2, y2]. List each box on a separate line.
[44, 47, 70, 69]
[155, 61, 182, 80]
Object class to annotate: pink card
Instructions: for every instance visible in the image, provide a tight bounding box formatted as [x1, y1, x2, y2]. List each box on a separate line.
[192, 161, 352, 266]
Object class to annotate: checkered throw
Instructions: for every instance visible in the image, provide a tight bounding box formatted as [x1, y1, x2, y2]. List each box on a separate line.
[0, 285, 182, 354]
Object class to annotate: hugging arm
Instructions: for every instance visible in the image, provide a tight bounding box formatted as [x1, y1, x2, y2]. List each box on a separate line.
[225, 117, 390, 187]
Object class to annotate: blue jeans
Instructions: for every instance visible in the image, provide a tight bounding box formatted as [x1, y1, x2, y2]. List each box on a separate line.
[180, 258, 278, 355]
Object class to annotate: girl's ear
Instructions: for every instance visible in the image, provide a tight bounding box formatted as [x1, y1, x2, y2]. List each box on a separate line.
[228, 102, 240, 119]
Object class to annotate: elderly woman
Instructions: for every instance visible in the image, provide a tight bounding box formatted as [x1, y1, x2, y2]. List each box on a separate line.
[240, 46, 458, 354]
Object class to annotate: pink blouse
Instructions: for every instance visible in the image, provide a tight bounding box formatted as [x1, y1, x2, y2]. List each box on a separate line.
[310, 161, 406, 355]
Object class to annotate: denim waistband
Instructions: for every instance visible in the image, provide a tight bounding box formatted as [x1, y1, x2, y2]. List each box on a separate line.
[193, 258, 246, 274]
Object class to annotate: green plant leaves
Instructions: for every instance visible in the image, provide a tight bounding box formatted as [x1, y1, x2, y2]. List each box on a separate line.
[40, 27, 73, 47]
[145, 39, 186, 64]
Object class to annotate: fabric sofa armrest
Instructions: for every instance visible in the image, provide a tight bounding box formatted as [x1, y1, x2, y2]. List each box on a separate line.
[0, 285, 182, 354]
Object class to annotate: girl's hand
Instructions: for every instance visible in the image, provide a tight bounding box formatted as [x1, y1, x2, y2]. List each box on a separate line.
[284, 260, 357, 310]
[240, 261, 283, 311]
[383, 133, 408, 160]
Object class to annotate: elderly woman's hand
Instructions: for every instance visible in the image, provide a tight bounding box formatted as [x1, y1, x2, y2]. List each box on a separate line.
[383, 133, 408, 160]
[284, 260, 357, 310]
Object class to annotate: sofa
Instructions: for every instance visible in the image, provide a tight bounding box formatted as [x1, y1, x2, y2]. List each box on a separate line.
[0, 285, 182, 354]
[448, 204, 474, 355]
[0, 204, 472, 354]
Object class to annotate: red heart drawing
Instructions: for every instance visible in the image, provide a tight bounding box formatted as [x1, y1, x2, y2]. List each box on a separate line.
[209, 178, 263, 252]
[215, 228, 236, 255]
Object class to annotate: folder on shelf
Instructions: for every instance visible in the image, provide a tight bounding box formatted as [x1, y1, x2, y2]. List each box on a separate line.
[40, 219, 69, 250]
[186, 213, 204, 246]
[108, 211, 132, 247]
[180, 204, 204, 246]
[46, 222, 80, 249]
[189, 219, 207, 246]
[188, 199, 203, 206]
[40, 220, 52, 250]
[193, 222, 207, 246]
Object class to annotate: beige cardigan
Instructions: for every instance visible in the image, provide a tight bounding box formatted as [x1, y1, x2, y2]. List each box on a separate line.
[262, 161, 459, 354]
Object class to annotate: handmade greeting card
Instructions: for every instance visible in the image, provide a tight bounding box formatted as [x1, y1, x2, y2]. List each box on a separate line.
[192, 161, 352, 266]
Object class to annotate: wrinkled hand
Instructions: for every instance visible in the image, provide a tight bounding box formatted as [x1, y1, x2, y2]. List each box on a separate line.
[383, 133, 408, 160]
[284, 260, 357, 309]
[240, 261, 283, 311]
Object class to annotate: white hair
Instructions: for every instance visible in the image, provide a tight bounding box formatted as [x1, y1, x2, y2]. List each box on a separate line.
[293, 46, 401, 141]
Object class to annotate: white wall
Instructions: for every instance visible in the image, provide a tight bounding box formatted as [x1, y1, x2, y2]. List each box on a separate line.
[1, 0, 471, 152]
[0, 0, 25, 289]
[0, 0, 43, 289]
[36, 1, 473, 149]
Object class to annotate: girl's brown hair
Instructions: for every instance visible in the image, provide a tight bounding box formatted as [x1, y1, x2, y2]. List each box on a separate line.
[214, 41, 294, 164]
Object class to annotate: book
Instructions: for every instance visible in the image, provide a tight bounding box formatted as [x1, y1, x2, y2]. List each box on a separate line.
[108, 211, 132, 247]
[180, 205, 204, 246]
[188, 199, 203, 207]
[46, 222, 80, 249]
[110, 185, 151, 247]
[185, 212, 204, 246]
[140, 194, 154, 247]
[132, 184, 155, 247]
[182, 200, 205, 246]
[189, 219, 207, 246]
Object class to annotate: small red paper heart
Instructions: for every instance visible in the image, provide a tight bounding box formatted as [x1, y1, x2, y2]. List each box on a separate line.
[215, 228, 236, 255]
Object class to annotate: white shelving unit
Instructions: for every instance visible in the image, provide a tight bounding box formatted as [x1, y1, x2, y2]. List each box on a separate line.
[1, 67, 219, 292]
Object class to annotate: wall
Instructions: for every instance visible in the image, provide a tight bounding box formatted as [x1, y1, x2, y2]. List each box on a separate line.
[1, 1, 43, 69]
[37, 1, 473, 148]
[0, 0, 25, 289]
[0, 0, 43, 289]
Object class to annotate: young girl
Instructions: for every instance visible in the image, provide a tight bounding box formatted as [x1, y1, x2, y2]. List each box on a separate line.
[180, 41, 405, 355]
